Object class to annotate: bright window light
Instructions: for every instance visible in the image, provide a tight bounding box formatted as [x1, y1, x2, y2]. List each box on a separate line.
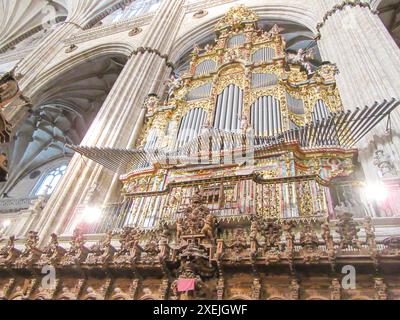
[81, 207, 102, 224]
[363, 183, 389, 202]
[2, 219, 11, 228]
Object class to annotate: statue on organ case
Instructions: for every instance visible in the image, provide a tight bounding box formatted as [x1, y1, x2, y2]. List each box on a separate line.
[164, 73, 182, 102]
[287, 48, 315, 75]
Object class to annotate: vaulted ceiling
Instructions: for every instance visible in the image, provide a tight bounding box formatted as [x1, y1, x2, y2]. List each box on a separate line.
[1, 54, 127, 195]
[0, 0, 68, 53]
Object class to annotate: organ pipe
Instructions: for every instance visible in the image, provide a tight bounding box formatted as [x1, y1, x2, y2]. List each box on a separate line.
[176, 108, 207, 148]
[227, 34, 246, 48]
[194, 60, 217, 76]
[214, 85, 243, 132]
[251, 47, 276, 63]
[250, 96, 282, 136]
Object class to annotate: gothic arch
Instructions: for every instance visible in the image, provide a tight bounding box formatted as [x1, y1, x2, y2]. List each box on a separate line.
[0, 1, 68, 53]
[8, 293, 24, 300]
[58, 294, 74, 300]
[82, 294, 100, 300]
[83, 0, 137, 29]
[377, 0, 400, 47]
[27, 43, 133, 101]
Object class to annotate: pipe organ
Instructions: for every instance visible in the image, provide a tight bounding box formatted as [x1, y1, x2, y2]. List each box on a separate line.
[176, 107, 207, 148]
[71, 6, 394, 233]
[227, 33, 246, 48]
[194, 59, 217, 76]
[185, 82, 212, 101]
[286, 92, 305, 115]
[4, 5, 400, 302]
[214, 84, 243, 131]
[251, 47, 276, 63]
[250, 96, 282, 136]
[312, 99, 331, 122]
[251, 73, 278, 88]
[114, 5, 353, 230]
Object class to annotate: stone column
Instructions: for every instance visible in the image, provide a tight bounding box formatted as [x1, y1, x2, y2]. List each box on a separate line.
[316, 0, 400, 182]
[36, 0, 186, 242]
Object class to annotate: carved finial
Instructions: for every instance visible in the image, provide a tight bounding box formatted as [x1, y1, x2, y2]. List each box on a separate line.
[215, 5, 258, 31]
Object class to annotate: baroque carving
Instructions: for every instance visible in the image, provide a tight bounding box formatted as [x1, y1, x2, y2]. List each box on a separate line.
[374, 278, 388, 300]
[330, 278, 341, 300]
[38, 233, 66, 266]
[113, 227, 142, 266]
[336, 212, 361, 250]
[86, 231, 116, 266]
[215, 5, 258, 31]
[15, 231, 42, 268]
[0, 236, 20, 266]
[60, 228, 89, 266]
[299, 223, 321, 264]
[289, 279, 300, 300]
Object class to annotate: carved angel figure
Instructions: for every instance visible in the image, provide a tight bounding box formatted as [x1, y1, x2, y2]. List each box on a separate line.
[87, 230, 115, 265]
[336, 212, 361, 249]
[287, 48, 315, 75]
[113, 227, 142, 265]
[164, 74, 182, 101]
[15, 231, 42, 267]
[363, 216, 376, 249]
[38, 233, 66, 266]
[61, 227, 89, 266]
[201, 213, 215, 241]
[0, 235, 20, 265]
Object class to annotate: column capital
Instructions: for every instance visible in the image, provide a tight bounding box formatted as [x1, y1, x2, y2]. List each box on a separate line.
[316, 0, 379, 38]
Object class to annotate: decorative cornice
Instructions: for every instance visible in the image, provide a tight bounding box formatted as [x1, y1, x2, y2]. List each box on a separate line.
[130, 47, 175, 69]
[63, 13, 154, 46]
[183, 0, 238, 14]
[316, 0, 379, 38]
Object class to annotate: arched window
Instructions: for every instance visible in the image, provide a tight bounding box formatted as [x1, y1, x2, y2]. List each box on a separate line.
[102, 0, 162, 24]
[34, 165, 67, 196]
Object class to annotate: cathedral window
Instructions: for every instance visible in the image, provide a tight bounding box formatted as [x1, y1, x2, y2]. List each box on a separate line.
[34, 165, 67, 196]
[104, 0, 162, 24]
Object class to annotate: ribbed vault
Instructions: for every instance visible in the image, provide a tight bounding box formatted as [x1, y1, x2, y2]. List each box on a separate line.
[0, 0, 68, 53]
[1, 54, 127, 196]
